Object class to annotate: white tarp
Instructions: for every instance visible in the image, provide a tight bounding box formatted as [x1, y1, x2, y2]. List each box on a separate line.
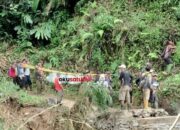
[46, 73, 92, 84]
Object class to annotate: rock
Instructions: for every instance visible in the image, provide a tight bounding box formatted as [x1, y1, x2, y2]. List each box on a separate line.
[131, 109, 169, 118]
[93, 109, 172, 130]
[47, 98, 58, 105]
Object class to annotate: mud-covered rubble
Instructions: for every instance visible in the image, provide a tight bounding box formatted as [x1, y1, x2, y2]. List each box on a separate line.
[131, 109, 169, 118]
[92, 109, 179, 130]
[1, 97, 179, 130]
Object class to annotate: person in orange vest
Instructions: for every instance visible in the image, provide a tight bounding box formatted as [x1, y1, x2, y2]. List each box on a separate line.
[54, 73, 63, 104]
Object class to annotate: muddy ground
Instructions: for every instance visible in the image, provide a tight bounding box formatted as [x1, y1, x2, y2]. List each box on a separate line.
[0, 97, 179, 130]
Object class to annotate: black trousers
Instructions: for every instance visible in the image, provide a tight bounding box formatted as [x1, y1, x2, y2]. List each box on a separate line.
[25, 75, 32, 89]
[164, 57, 172, 65]
[12, 76, 19, 85]
[18, 77, 26, 89]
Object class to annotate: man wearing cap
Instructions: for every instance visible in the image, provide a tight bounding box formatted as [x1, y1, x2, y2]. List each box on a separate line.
[119, 64, 133, 110]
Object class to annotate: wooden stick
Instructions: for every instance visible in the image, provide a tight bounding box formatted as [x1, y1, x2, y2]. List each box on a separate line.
[169, 113, 180, 130]
[59, 118, 94, 130]
[17, 103, 60, 130]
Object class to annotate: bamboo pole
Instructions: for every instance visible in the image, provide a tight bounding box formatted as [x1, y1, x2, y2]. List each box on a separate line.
[169, 113, 180, 130]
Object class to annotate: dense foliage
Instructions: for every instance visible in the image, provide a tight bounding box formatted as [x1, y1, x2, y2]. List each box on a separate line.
[0, 0, 180, 72]
[0, 0, 180, 113]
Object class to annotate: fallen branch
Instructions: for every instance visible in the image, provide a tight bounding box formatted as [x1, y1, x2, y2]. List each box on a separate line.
[59, 118, 94, 130]
[169, 113, 180, 130]
[17, 103, 61, 130]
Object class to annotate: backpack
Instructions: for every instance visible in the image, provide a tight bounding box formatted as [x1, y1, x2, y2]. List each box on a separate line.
[139, 72, 152, 89]
[8, 67, 16, 78]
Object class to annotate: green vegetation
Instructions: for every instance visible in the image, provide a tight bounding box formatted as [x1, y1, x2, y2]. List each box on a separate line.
[0, 0, 180, 111]
[0, 0, 180, 71]
[0, 78, 44, 106]
[159, 74, 180, 114]
[161, 74, 180, 98]
[80, 83, 112, 109]
[0, 118, 4, 130]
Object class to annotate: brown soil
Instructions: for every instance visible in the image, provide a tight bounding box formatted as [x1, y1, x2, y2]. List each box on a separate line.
[0, 97, 95, 130]
[0, 96, 178, 130]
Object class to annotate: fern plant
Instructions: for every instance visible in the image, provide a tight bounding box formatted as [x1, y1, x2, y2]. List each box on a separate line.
[30, 21, 53, 40]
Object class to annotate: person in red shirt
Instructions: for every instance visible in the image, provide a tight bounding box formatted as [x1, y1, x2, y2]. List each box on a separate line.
[8, 62, 18, 85]
[54, 73, 63, 104]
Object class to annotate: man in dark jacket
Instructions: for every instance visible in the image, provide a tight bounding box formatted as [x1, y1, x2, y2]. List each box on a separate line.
[119, 64, 133, 110]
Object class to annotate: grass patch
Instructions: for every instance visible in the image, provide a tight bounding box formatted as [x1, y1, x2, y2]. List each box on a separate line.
[0, 78, 45, 106]
[0, 118, 4, 130]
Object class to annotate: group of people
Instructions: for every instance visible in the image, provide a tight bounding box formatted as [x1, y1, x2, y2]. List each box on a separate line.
[95, 40, 176, 110]
[95, 62, 159, 110]
[8, 59, 32, 90]
[119, 63, 159, 110]
[7, 40, 176, 107]
[8, 59, 64, 104]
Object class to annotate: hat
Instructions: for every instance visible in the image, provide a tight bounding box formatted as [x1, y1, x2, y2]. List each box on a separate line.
[119, 64, 126, 69]
[150, 69, 154, 73]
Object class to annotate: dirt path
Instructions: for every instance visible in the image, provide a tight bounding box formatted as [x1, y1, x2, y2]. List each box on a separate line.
[62, 98, 75, 109]
[28, 92, 76, 109]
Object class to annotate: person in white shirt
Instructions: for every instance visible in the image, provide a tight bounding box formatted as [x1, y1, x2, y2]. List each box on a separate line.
[24, 60, 32, 90]
[17, 60, 26, 89]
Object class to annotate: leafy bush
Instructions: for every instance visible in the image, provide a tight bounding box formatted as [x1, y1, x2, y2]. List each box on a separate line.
[79, 82, 112, 109]
[161, 74, 180, 98]
[173, 41, 180, 64]
[159, 74, 180, 114]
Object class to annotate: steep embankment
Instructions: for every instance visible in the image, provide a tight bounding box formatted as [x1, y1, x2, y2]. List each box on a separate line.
[0, 94, 180, 130]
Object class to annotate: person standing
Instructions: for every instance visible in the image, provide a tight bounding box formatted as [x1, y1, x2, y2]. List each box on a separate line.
[54, 73, 63, 104]
[149, 73, 159, 109]
[35, 62, 44, 94]
[119, 64, 133, 110]
[8, 62, 18, 85]
[161, 41, 176, 70]
[103, 71, 113, 94]
[140, 69, 153, 109]
[24, 60, 32, 90]
[17, 59, 26, 89]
